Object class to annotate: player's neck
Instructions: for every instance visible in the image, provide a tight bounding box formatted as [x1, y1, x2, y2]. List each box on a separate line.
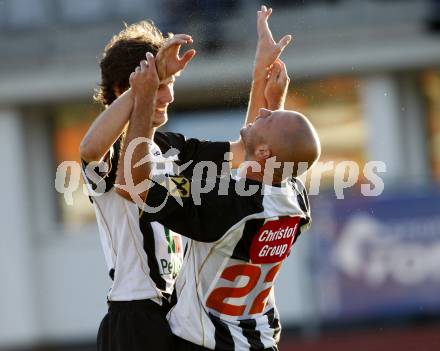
[238, 163, 279, 186]
[146, 127, 156, 140]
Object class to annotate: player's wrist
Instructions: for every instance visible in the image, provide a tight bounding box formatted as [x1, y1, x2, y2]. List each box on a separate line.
[133, 90, 156, 105]
[252, 67, 268, 82]
[253, 58, 267, 70]
[266, 94, 285, 110]
[267, 102, 281, 110]
[155, 59, 167, 81]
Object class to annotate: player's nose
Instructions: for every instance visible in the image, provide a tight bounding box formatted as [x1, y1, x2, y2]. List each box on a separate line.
[158, 85, 174, 105]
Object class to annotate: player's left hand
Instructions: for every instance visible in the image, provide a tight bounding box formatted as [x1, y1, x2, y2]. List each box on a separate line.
[264, 59, 290, 110]
[129, 52, 160, 99]
[254, 5, 292, 81]
[156, 34, 196, 81]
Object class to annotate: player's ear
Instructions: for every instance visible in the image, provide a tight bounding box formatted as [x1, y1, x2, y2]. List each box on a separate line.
[254, 144, 271, 161]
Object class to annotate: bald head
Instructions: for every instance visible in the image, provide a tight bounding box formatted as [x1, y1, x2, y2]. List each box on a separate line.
[241, 109, 321, 179]
[271, 110, 320, 166]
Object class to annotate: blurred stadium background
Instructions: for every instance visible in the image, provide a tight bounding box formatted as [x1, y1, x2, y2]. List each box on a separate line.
[0, 0, 440, 350]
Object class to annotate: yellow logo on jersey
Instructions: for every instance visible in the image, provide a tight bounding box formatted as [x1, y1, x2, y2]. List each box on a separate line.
[167, 176, 190, 198]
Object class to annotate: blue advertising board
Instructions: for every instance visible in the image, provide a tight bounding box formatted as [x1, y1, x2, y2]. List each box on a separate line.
[311, 188, 440, 321]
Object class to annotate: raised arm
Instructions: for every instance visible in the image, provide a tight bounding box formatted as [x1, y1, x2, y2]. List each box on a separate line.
[245, 5, 292, 125]
[230, 5, 292, 168]
[80, 89, 134, 163]
[115, 53, 159, 205]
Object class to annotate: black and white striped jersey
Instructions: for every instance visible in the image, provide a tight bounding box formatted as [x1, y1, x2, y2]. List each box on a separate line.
[142, 175, 311, 350]
[81, 131, 229, 303]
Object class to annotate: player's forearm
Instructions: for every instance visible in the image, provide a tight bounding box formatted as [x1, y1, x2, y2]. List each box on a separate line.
[232, 68, 268, 169]
[80, 89, 134, 163]
[245, 76, 267, 126]
[127, 96, 155, 183]
[116, 94, 155, 201]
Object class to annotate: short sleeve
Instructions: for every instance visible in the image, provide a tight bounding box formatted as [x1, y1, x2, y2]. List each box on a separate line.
[81, 139, 121, 195]
[154, 132, 230, 175]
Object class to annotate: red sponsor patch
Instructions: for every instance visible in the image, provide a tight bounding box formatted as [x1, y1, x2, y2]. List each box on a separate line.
[250, 217, 301, 264]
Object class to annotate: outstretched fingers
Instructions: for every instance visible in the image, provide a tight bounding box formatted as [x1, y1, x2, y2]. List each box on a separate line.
[171, 33, 193, 43]
[259, 5, 272, 21]
[163, 34, 193, 49]
[178, 49, 196, 68]
[157, 34, 193, 64]
[145, 52, 156, 73]
[276, 34, 293, 51]
[257, 5, 274, 40]
[139, 59, 148, 72]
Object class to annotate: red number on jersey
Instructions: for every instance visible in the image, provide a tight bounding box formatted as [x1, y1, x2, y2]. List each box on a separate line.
[206, 263, 282, 317]
[206, 264, 260, 316]
[249, 263, 281, 314]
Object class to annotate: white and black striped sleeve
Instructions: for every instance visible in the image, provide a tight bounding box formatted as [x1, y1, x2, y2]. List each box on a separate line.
[81, 138, 121, 195]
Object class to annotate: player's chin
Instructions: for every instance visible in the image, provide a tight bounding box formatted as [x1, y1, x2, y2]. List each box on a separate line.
[152, 111, 168, 128]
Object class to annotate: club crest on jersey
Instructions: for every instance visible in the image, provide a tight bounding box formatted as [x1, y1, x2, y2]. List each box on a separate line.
[164, 176, 190, 198]
[250, 216, 301, 264]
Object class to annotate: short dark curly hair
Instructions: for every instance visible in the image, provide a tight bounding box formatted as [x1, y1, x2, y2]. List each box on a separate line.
[94, 21, 169, 106]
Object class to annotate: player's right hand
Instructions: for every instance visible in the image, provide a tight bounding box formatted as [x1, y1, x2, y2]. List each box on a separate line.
[156, 34, 196, 80]
[129, 52, 159, 99]
[254, 5, 292, 81]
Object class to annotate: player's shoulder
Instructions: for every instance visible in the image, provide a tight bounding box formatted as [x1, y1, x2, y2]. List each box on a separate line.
[154, 131, 187, 153]
[154, 130, 185, 142]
